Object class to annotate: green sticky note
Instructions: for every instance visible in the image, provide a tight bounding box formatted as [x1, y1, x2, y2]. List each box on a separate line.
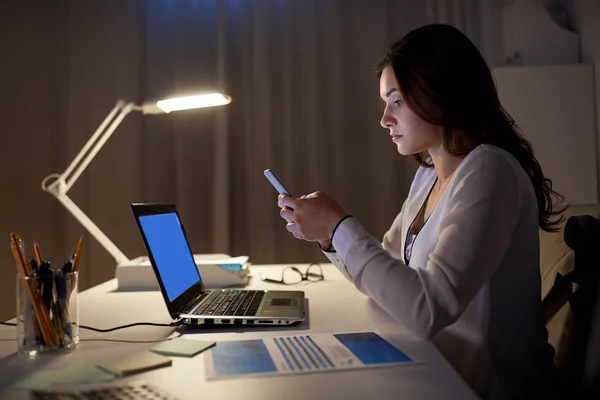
[149, 338, 216, 357]
[10, 366, 115, 390]
[10, 371, 61, 390]
[55, 366, 116, 384]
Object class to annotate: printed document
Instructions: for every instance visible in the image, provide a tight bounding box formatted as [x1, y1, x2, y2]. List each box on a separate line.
[204, 331, 416, 379]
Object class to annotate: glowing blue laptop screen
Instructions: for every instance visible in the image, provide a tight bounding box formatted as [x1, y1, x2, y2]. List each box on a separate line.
[138, 212, 201, 301]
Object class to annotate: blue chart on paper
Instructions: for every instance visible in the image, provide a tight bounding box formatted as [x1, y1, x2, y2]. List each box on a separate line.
[333, 332, 412, 365]
[211, 340, 277, 377]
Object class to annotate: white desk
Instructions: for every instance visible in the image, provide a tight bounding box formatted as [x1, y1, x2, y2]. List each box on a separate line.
[0, 264, 477, 399]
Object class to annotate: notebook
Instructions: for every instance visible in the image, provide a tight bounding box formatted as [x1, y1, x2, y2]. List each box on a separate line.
[131, 203, 306, 327]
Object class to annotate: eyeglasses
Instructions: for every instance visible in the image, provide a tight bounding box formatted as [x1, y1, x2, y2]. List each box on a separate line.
[260, 263, 324, 285]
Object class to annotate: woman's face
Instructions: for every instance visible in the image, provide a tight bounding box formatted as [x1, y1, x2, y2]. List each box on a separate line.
[379, 67, 441, 155]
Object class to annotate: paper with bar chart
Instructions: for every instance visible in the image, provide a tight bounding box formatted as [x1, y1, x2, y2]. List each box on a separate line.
[204, 331, 416, 379]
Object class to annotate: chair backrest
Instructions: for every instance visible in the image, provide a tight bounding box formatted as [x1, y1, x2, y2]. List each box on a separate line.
[562, 215, 600, 395]
[539, 204, 600, 397]
[541, 206, 597, 365]
[584, 277, 600, 395]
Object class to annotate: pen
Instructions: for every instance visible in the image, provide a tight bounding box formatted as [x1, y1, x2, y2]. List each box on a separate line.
[30, 259, 38, 275]
[39, 262, 53, 311]
[62, 260, 72, 274]
[54, 271, 71, 340]
[30, 259, 41, 319]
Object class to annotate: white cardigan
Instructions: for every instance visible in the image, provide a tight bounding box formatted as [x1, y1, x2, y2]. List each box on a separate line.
[322, 144, 557, 399]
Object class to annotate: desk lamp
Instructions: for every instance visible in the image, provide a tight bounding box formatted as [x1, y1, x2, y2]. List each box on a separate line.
[41, 93, 232, 272]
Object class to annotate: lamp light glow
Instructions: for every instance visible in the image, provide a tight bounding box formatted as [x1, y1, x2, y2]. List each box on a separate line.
[151, 93, 232, 114]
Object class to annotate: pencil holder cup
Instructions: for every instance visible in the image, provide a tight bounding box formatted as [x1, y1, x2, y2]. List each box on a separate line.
[16, 271, 79, 356]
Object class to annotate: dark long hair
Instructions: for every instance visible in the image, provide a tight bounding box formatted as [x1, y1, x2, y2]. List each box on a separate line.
[376, 24, 565, 232]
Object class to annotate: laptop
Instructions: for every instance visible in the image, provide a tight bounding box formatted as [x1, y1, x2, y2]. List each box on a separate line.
[131, 203, 306, 327]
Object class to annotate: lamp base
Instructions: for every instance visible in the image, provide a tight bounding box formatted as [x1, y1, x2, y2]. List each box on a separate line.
[115, 254, 250, 291]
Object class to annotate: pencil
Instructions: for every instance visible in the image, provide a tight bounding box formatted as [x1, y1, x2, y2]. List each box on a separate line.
[15, 236, 30, 275]
[33, 241, 43, 265]
[72, 235, 83, 273]
[12, 234, 31, 277]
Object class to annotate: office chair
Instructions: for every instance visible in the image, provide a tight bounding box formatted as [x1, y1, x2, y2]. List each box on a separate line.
[561, 215, 600, 397]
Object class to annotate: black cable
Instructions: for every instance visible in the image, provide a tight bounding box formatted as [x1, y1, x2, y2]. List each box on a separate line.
[78, 321, 182, 332]
[80, 332, 183, 344]
[0, 320, 182, 331]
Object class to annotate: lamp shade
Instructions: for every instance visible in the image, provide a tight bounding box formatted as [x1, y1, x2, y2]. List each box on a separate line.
[142, 93, 232, 114]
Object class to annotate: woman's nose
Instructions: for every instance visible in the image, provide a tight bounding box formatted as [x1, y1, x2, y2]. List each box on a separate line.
[380, 108, 396, 129]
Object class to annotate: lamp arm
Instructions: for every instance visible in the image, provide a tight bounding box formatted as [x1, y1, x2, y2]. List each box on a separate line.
[42, 99, 142, 266]
[64, 101, 138, 192]
[53, 192, 130, 265]
[60, 100, 125, 187]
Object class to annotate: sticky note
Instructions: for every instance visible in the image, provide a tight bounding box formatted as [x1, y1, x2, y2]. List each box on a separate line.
[56, 366, 117, 383]
[149, 338, 216, 357]
[97, 351, 172, 377]
[10, 366, 115, 390]
[10, 371, 63, 391]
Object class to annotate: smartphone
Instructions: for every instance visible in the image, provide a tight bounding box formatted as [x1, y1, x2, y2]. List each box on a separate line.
[264, 169, 294, 197]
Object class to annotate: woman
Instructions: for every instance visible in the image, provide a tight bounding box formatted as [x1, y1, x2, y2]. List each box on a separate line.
[276, 24, 563, 399]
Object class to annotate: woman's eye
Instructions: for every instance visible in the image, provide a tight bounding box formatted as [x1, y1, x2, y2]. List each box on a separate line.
[394, 99, 404, 107]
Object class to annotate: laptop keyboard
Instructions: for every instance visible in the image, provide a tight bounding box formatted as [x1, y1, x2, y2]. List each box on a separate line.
[194, 290, 264, 317]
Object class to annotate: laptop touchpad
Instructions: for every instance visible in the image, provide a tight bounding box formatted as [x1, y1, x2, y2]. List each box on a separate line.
[271, 298, 293, 306]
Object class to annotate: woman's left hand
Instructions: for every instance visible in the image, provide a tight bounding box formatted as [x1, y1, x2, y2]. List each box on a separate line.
[278, 191, 349, 242]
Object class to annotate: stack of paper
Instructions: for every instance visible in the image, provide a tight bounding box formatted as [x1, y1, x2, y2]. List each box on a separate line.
[116, 254, 251, 291]
[196, 255, 250, 274]
[193, 255, 250, 288]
